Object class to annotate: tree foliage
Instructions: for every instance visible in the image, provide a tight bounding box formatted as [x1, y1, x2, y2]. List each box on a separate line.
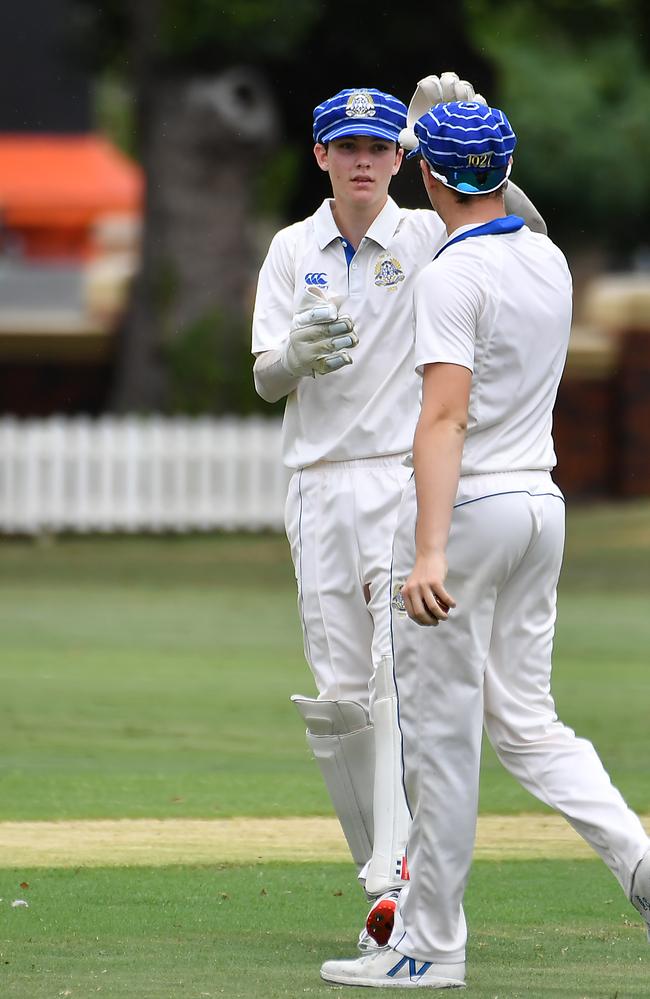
[77, 0, 650, 413]
[466, 0, 650, 253]
[82, 0, 492, 218]
[157, 0, 321, 64]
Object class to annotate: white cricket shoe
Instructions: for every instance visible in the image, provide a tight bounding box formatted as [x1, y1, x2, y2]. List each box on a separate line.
[630, 848, 650, 942]
[321, 947, 465, 989]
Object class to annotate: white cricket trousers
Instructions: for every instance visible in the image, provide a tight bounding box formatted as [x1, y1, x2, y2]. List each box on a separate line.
[284, 454, 412, 707]
[390, 470, 650, 964]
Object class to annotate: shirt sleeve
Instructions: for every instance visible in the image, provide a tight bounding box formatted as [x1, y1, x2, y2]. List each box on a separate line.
[251, 227, 297, 355]
[413, 246, 486, 375]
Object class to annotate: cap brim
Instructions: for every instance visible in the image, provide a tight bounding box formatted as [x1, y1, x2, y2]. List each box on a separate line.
[425, 159, 511, 195]
[319, 122, 400, 143]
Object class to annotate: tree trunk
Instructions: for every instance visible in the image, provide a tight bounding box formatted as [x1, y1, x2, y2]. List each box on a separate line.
[110, 66, 278, 411]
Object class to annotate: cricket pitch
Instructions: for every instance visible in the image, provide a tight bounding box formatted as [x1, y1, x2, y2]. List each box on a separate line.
[1, 814, 648, 867]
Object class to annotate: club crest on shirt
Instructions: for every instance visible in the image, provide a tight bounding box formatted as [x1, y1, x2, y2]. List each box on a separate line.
[346, 92, 376, 118]
[374, 253, 405, 289]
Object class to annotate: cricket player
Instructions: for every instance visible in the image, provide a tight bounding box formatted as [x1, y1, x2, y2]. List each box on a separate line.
[320, 101, 650, 988]
[252, 76, 547, 948]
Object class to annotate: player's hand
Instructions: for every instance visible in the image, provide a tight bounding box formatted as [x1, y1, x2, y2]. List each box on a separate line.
[281, 303, 359, 378]
[399, 72, 487, 151]
[401, 552, 456, 627]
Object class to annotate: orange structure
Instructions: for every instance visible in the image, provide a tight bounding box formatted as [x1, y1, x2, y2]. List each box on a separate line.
[0, 134, 143, 259]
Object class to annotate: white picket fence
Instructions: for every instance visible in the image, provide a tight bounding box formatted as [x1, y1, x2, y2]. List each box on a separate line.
[0, 416, 289, 534]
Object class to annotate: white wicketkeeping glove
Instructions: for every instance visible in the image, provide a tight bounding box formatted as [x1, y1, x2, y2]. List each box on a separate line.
[399, 71, 487, 151]
[280, 303, 359, 378]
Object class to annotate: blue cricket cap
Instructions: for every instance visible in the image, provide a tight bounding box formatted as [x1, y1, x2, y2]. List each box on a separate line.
[413, 101, 517, 194]
[313, 89, 407, 145]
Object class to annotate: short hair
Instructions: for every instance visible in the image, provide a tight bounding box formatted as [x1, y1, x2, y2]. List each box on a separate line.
[453, 180, 508, 206]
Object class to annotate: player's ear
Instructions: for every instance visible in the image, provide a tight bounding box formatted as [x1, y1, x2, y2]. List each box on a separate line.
[392, 146, 404, 176]
[313, 143, 329, 172]
[419, 159, 438, 205]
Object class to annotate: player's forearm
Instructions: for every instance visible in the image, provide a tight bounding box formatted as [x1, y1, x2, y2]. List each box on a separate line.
[504, 181, 547, 236]
[253, 349, 301, 403]
[413, 415, 465, 558]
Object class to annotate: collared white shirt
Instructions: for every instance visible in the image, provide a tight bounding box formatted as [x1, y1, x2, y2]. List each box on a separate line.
[414, 223, 573, 476]
[252, 197, 446, 468]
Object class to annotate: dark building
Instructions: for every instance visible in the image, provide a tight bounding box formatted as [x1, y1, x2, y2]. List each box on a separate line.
[0, 0, 92, 132]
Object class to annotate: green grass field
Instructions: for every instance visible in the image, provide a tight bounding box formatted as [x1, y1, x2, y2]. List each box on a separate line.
[0, 501, 649, 996]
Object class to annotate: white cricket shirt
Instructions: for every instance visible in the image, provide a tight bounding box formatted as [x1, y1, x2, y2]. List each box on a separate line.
[414, 223, 572, 475]
[252, 197, 446, 468]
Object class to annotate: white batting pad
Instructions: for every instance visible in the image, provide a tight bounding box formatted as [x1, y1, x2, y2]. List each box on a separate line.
[292, 695, 375, 871]
[363, 655, 411, 896]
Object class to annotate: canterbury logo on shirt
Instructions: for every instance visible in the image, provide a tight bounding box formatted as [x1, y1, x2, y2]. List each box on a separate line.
[304, 272, 328, 287]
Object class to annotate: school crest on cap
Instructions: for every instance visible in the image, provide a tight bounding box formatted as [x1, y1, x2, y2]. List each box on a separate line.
[374, 253, 405, 289]
[345, 91, 376, 119]
[313, 88, 406, 144]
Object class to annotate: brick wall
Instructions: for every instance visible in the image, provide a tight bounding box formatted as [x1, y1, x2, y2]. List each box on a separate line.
[616, 330, 650, 497]
[553, 329, 650, 498]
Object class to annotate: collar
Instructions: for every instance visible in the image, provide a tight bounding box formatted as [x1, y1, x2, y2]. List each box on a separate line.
[434, 215, 525, 261]
[313, 196, 402, 251]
